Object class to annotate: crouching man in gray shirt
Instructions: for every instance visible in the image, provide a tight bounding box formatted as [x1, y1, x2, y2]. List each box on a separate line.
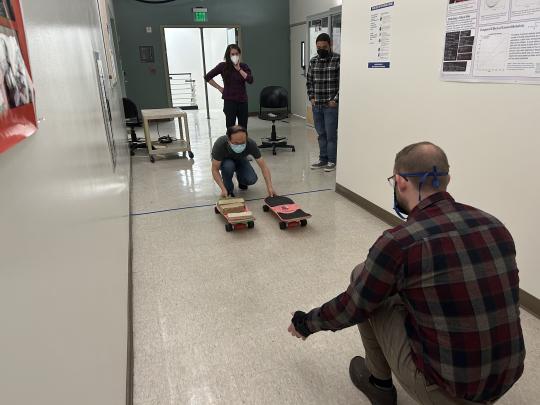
[211, 125, 276, 198]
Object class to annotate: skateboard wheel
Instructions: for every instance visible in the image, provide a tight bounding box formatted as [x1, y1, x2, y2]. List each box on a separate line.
[248, 221, 255, 229]
[188, 151, 194, 159]
[225, 223, 233, 232]
[214, 207, 219, 214]
[279, 222, 287, 230]
[300, 219, 307, 227]
[150, 155, 155, 163]
[263, 205, 269, 212]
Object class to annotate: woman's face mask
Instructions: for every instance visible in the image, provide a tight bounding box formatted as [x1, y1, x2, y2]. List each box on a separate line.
[231, 55, 240, 65]
[230, 143, 246, 154]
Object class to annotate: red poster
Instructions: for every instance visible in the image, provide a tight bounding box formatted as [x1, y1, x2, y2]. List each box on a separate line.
[0, 0, 36, 153]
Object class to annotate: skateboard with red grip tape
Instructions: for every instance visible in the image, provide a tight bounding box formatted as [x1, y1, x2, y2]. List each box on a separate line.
[263, 195, 312, 230]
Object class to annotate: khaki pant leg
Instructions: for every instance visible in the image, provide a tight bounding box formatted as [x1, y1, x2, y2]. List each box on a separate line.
[351, 276, 479, 405]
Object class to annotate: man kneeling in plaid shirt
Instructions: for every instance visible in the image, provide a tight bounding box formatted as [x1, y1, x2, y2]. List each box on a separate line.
[289, 142, 525, 405]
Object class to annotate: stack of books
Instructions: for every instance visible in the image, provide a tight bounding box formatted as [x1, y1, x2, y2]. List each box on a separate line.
[217, 198, 254, 222]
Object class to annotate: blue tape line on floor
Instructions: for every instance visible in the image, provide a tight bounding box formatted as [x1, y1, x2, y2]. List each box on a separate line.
[131, 188, 334, 217]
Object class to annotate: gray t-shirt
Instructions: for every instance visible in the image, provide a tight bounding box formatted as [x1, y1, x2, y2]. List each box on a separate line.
[211, 135, 262, 161]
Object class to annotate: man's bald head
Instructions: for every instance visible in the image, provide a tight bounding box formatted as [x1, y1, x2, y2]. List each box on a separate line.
[394, 142, 450, 191]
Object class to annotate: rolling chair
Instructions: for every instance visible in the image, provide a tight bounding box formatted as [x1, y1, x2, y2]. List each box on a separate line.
[123, 97, 146, 155]
[258, 86, 295, 155]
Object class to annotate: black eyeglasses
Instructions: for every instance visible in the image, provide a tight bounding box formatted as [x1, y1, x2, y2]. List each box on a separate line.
[387, 174, 409, 188]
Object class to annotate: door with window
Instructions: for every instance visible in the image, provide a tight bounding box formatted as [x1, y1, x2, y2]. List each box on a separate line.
[163, 27, 239, 118]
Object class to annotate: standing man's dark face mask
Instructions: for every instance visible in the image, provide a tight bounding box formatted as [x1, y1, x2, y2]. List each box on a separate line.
[317, 48, 330, 58]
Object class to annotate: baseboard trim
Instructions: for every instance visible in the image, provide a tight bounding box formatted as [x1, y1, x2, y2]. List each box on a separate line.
[520, 289, 540, 319]
[335, 183, 402, 227]
[127, 158, 134, 405]
[335, 182, 540, 319]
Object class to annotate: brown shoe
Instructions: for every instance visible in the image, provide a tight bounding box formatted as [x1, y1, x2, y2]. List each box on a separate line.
[349, 356, 397, 405]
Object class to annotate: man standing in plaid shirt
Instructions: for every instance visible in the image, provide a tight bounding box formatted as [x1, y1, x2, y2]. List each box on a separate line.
[289, 142, 525, 404]
[307, 33, 340, 172]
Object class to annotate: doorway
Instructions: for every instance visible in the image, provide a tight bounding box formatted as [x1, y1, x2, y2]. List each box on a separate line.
[162, 26, 239, 119]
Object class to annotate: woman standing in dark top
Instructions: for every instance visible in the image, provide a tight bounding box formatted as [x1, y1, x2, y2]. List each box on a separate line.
[205, 44, 254, 129]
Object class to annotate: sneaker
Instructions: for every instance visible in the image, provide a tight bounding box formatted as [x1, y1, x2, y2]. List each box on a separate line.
[311, 161, 328, 170]
[324, 163, 336, 172]
[238, 184, 248, 190]
[349, 357, 397, 405]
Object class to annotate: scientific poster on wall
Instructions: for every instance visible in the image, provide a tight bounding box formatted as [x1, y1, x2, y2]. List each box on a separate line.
[442, 0, 540, 83]
[0, 0, 37, 153]
[368, 1, 395, 69]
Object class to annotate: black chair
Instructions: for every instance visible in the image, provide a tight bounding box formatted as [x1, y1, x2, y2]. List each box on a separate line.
[258, 86, 295, 155]
[123, 98, 146, 155]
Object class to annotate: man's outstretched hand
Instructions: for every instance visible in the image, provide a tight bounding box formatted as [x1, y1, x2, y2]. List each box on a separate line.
[288, 312, 308, 340]
[288, 323, 307, 340]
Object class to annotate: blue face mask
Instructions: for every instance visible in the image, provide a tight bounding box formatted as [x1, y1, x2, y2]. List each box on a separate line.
[230, 143, 246, 154]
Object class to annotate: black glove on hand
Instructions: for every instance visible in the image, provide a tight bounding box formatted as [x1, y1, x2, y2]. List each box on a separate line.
[291, 311, 312, 338]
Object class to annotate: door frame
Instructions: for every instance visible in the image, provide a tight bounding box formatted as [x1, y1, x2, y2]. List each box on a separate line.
[160, 24, 242, 114]
[307, 6, 342, 61]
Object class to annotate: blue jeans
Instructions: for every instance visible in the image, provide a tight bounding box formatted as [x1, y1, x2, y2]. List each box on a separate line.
[220, 158, 258, 194]
[312, 105, 339, 164]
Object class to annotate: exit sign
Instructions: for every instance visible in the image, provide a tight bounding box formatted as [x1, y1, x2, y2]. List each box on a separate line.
[193, 7, 208, 22]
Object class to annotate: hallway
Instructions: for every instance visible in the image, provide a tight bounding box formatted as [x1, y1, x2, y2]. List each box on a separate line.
[130, 114, 540, 404]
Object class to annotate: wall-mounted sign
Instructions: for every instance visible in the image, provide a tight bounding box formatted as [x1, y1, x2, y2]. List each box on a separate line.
[368, 1, 394, 69]
[0, 0, 37, 153]
[139, 46, 154, 63]
[193, 7, 208, 23]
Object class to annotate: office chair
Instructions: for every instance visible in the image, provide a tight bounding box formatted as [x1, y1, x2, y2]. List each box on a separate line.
[122, 98, 146, 155]
[258, 86, 295, 155]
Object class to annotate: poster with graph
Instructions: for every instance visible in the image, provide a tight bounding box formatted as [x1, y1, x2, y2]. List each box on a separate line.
[442, 0, 540, 83]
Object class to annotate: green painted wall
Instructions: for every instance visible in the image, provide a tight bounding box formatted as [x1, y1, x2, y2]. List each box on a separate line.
[112, 0, 290, 112]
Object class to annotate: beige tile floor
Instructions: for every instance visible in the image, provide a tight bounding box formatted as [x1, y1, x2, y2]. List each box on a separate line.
[131, 112, 540, 404]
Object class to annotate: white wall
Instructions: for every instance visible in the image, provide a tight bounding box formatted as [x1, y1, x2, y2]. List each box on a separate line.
[290, 0, 342, 24]
[337, 0, 540, 299]
[0, 0, 130, 404]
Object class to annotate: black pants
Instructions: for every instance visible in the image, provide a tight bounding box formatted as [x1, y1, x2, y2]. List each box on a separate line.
[223, 100, 249, 129]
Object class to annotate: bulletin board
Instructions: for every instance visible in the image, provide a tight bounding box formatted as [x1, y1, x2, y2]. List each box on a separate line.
[0, 0, 37, 153]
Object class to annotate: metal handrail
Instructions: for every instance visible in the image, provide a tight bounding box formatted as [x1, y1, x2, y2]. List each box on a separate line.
[169, 73, 197, 108]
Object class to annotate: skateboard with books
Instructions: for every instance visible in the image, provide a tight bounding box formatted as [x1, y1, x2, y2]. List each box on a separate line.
[215, 197, 255, 232]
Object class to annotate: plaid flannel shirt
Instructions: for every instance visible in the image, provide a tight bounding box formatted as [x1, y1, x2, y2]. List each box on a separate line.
[297, 192, 525, 402]
[306, 52, 340, 106]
